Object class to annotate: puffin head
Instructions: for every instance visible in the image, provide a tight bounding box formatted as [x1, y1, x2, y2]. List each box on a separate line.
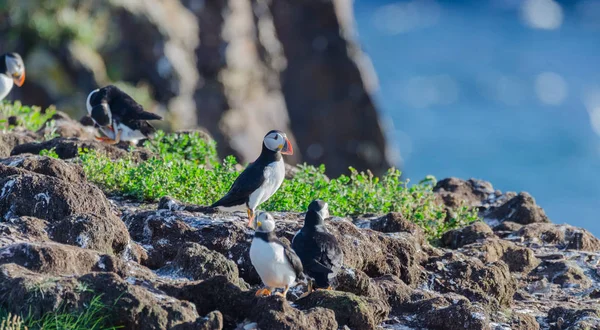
[263, 130, 293, 155]
[308, 199, 329, 220]
[251, 212, 276, 233]
[5, 53, 25, 87]
[90, 103, 113, 129]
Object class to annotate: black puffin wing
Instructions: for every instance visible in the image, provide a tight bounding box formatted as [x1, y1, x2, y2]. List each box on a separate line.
[318, 230, 344, 272]
[102, 85, 161, 121]
[211, 162, 265, 207]
[280, 241, 304, 279]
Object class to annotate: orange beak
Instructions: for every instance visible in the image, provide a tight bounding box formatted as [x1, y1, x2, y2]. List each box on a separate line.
[281, 137, 293, 155]
[13, 71, 25, 87]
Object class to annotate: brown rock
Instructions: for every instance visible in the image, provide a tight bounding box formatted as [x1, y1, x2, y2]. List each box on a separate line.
[0, 173, 113, 223]
[512, 312, 540, 330]
[251, 296, 338, 330]
[417, 299, 490, 330]
[487, 192, 549, 225]
[0, 155, 86, 182]
[0, 242, 125, 276]
[441, 221, 494, 249]
[49, 213, 130, 255]
[533, 260, 592, 289]
[462, 238, 540, 273]
[516, 223, 600, 251]
[434, 178, 496, 208]
[169, 242, 239, 283]
[36, 111, 97, 140]
[0, 132, 36, 158]
[295, 290, 389, 330]
[0, 216, 49, 248]
[370, 212, 424, 237]
[547, 307, 600, 330]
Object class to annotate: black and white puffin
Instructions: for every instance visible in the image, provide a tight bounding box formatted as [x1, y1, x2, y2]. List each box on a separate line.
[0, 53, 25, 101]
[85, 85, 162, 144]
[250, 212, 304, 298]
[211, 130, 293, 226]
[292, 200, 343, 292]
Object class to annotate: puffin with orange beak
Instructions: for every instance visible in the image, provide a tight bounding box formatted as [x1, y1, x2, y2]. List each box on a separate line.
[0, 53, 25, 101]
[86, 85, 162, 145]
[211, 130, 293, 226]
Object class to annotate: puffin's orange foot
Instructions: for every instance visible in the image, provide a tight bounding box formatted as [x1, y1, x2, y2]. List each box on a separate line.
[255, 288, 271, 297]
[316, 286, 333, 291]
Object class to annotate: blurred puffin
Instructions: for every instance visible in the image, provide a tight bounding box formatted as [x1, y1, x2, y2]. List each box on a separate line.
[211, 130, 293, 226]
[86, 85, 162, 144]
[250, 212, 304, 298]
[292, 200, 343, 293]
[0, 53, 26, 101]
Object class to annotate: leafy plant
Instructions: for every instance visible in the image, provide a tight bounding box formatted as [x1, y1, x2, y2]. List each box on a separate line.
[81, 131, 479, 240]
[0, 101, 56, 132]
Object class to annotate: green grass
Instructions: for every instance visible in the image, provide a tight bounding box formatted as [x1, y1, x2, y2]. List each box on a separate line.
[0, 101, 56, 133]
[81, 131, 478, 240]
[0, 295, 122, 330]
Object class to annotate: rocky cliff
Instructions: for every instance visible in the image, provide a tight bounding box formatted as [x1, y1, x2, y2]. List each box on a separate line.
[0, 118, 599, 330]
[0, 0, 389, 176]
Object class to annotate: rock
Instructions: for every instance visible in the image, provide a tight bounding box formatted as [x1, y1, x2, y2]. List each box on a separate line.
[462, 238, 540, 273]
[487, 192, 549, 225]
[533, 260, 592, 289]
[169, 242, 239, 283]
[159, 276, 254, 327]
[251, 296, 338, 330]
[0, 242, 125, 276]
[125, 210, 424, 286]
[36, 111, 97, 140]
[417, 299, 490, 330]
[0, 131, 36, 158]
[335, 268, 374, 296]
[0, 264, 200, 329]
[441, 221, 494, 249]
[0, 216, 49, 247]
[0, 173, 112, 223]
[515, 223, 600, 251]
[11, 137, 153, 161]
[0, 155, 86, 183]
[425, 254, 516, 309]
[492, 221, 523, 236]
[547, 307, 600, 330]
[370, 212, 424, 237]
[49, 213, 130, 255]
[511, 312, 540, 330]
[172, 311, 224, 330]
[372, 275, 413, 315]
[295, 290, 389, 330]
[434, 177, 496, 208]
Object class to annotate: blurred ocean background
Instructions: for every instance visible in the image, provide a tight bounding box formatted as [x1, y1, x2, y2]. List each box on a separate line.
[354, 0, 600, 234]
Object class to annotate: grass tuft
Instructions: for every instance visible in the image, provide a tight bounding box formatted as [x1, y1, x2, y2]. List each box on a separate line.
[0, 101, 56, 132]
[82, 131, 479, 240]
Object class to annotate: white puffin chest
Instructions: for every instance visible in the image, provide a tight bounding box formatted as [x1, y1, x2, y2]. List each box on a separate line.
[250, 238, 297, 288]
[0, 74, 14, 101]
[248, 158, 285, 209]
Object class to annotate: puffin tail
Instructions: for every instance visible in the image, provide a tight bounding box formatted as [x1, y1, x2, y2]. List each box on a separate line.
[138, 111, 162, 121]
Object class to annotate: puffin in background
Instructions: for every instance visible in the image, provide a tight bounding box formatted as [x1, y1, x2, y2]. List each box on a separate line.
[250, 212, 304, 298]
[211, 130, 293, 226]
[292, 200, 343, 293]
[86, 85, 162, 144]
[0, 53, 25, 101]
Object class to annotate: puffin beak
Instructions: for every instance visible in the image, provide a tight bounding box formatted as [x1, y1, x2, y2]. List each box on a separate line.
[107, 125, 115, 132]
[281, 137, 293, 155]
[13, 71, 25, 87]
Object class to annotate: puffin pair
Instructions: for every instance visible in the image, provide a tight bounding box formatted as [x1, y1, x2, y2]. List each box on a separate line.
[211, 130, 293, 226]
[249, 201, 344, 299]
[0, 53, 25, 101]
[86, 85, 162, 144]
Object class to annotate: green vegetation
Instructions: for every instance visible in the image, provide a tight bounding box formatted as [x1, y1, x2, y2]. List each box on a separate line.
[0, 101, 56, 132]
[0, 295, 122, 330]
[81, 131, 479, 240]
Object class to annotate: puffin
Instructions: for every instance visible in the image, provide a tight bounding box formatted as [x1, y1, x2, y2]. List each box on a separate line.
[211, 130, 293, 226]
[0, 53, 25, 101]
[85, 85, 162, 144]
[292, 200, 343, 292]
[250, 212, 304, 298]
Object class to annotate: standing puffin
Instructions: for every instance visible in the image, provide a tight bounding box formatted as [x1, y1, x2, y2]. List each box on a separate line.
[211, 130, 293, 226]
[86, 85, 162, 144]
[250, 212, 304, 298]
[292, 200, 343, 292]
[0, 53, 25, 101]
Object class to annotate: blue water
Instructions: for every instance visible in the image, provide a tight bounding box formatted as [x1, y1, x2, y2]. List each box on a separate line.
[354, 0, 600, 234]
